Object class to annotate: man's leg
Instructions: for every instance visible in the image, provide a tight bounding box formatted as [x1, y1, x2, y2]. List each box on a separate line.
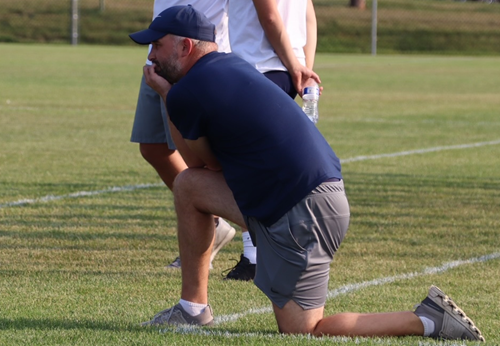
[132, 75, 186, 191]
[140, 143, 235, 271]
[140, 168, 244, 327]
[132, 78, 235, 269]
[273, 300, 423, 337]
[139, 143, 187, 190]
[173, 168, 246, 303]
[273, 287, 484, 341]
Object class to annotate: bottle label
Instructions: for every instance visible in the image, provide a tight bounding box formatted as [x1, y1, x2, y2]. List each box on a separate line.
[303, 86, 319, 96]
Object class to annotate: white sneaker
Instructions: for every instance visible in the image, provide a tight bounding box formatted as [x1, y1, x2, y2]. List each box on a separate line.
[165, 218, 235, 269]
[210, 218, 236, 264]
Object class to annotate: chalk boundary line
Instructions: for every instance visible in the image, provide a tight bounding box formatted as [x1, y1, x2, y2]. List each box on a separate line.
[0, 183, 163, 209]
[2, 139, 499, 210]
[340, 138, 500, 163]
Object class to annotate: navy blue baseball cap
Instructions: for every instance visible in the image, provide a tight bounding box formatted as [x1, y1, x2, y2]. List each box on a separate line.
[129, 5, 216, 45]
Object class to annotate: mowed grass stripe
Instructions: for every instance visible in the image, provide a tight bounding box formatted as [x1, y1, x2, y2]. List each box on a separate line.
[2, 139, 499, 209]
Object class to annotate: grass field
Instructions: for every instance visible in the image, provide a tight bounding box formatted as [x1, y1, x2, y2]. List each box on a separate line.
[1, 0, 500, 53]
[0, 43, 499, 345]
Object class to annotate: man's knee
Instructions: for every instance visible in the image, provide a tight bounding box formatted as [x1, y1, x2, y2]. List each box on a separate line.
[273, 301, 323, 335]
[276, 319, 319, 335]
[172, 168, 200, 197]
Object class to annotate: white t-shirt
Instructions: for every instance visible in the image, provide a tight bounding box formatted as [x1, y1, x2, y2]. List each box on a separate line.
[228, 0, 307, 73]
[146, 0, 231, 64]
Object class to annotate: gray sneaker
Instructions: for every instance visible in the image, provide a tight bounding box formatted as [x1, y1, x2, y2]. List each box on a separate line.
[165, 256, 181, 269]
[165, 256, 216, 270]
[165, 218, 236, 269]
[414, 285, 485, 341]
[141, 303, 214, 327]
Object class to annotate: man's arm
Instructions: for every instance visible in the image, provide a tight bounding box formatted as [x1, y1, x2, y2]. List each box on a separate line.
[168, 120, 207, 168]
[143, 64, 210, 168]
[184, 137, 222, 171]
[252, 0, 320, 94]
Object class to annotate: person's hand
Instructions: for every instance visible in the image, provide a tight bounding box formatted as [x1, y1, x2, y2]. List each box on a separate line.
[143, 64, 172, 98]
[289, 64, 321, 97]
[302, 77, 324, 96]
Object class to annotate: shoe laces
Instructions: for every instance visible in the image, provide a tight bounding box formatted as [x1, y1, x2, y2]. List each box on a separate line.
[440, 294, 468, 321]
[221, 256, 247, 277]
[153, 306, 175, 323]
[437, 292, 484, 337]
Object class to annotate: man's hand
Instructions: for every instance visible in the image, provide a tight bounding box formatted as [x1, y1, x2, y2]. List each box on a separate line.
[302, 76, 324, 96]
[143, 64, 172, 99]
[290, 65, 321, 97]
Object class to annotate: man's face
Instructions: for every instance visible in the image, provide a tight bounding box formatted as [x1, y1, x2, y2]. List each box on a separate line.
[148, 35, 183, 84]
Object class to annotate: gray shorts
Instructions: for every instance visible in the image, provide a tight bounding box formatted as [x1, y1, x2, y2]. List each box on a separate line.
[130, 75, 176, 149]
[245, 180, 350, 310]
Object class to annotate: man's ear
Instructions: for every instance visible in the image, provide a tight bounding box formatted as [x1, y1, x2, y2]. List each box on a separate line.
[180, 38, 195, 57]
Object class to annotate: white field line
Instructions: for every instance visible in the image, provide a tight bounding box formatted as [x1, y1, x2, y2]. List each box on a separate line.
[1, 139, 499, 210]
[0, 183, 163, 209]
[341, 139, 500, 163]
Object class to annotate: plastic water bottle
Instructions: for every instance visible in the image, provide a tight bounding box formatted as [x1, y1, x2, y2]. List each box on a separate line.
[302, 82, 320, 124]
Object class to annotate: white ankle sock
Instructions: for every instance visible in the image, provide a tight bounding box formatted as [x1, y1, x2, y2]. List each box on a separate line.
[179, 299, 207, 316]
[419, 316, 435, 337]
[242, 231, 257, 264]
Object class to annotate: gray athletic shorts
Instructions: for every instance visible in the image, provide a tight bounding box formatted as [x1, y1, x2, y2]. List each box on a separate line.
[245, 180, 350, 310]
[130, 75, 176, 149]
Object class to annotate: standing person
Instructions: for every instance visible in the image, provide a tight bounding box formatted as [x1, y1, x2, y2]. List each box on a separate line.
[129, 6, 484, 342]
[223, 0, 321, 281]
[229, 0, 319, 98]
[130, 0, 235, 270]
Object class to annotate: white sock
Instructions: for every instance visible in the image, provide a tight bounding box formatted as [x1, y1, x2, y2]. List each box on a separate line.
[179, 299, 207, 316]
[419, 316, 435, 337]
[242, 231, 257, 264]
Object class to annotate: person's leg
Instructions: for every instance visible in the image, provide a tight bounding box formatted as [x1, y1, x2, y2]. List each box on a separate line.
[251, 180, 419, 337]
[139, 143, 186, 190]
[132, 75, 185, 190]
[273, 300, 423, 336]
[263, 180, 482, 340]
[132, 76, 234, 270]
[173, 168, 246, 303]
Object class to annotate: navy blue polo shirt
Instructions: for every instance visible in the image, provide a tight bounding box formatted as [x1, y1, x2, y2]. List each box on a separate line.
[167, 52, 342, 226]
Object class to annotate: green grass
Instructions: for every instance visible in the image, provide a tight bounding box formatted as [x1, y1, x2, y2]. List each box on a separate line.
[1, 0, 500, 54]
[315, 0, 500, 54]
[1, 43, 500, 345]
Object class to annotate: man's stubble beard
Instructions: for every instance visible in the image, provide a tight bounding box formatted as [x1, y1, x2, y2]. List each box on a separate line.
[155, 51, 182, 85]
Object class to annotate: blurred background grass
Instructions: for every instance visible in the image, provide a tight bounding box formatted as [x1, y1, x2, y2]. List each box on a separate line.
[0, 0, 499, 54]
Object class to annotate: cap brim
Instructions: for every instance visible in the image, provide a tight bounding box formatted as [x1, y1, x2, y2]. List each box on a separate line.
[129, 29, 167, 45]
